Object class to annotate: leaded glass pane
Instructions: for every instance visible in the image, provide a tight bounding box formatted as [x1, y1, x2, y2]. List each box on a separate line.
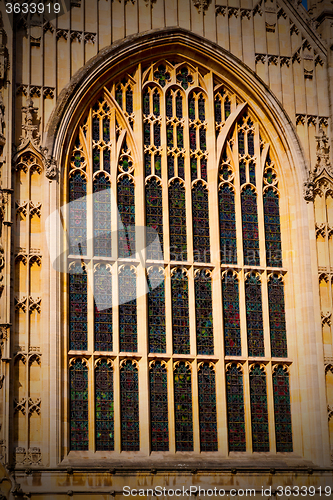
[177, 67, 193, 89]
[103, 118, 110, 143]
[239, 162, 246, 186]
[191, 157, 197, 182]
[195, 270, 214, 355]
[241, 187, 260, 266]
[238, 131, 245, 155]
[94, 264, 112, 351]
[144, 122, 150, 146]
[199, 128, 206, 151]
[117, 176, 135, 258]
[250, 365, 269, 452]
[155, 154, 161, 177]
[95, 360, 114, 450]
[198, 364, 218, 451]
[224, 98, 231, 119]
[119, 267, 137, 352]
[190, 125, 196, 150]
[120, 361, 139, 451]
[192, 183, 210, 263]
[103, 149, 111, 174]
[126, 87, 133, 115]
[200, 158, 207, 182]
[167, 125, 174, 148]
[176, 93, 183, 119]
[69, 172, 87, 255]
[215, 96, 221, 124]
[171, 269, 190, 354]
[93, 117, 100, 141]
[219, 184, 237, 265]
[264, 188, 282, 267]
[143, 88, 150, 115]
[177, 124, 184, 149]
[168, 155, 174, 179]
[169, 180, 187, 261]
[268, 276, 287, 357]
[226, 364, 246, 451]
[248, 132, 254, 156]
[93, 174, 111, 257]
[153, 89, 160, 116]
[154, 122, 161, 147]
[174, 362, 193, 451]
[145, 153, 151, 177]
[222, 272, 241, 356]
[273, 366, 293, 452]
[249, 161, 256, 186]
[146, 178, 163, 260]
[154, 65, 170, 87]
[166, 90, 173, 117]
[70, 359, 88, 450]
[198, 96, 205, 121]
[148, 268, 166, 353]
[245, 274, 264, 357]
[189, 95, 195, 120]
[69, 263, 87, 351]
[150, 361, 169, 451]
[178, 156, 185, 180]
[116, 86, 122, 108]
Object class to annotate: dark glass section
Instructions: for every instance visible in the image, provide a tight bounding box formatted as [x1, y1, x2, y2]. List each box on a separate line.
[195, 270, 214, 355]
[93, 175, 111, 258]
[226, 364, 246, 451]
[119, 267, 137, 353]
[268, 275, 287, 358]
[117, 176, 135, 258]
[222, 272, 241, 356]
[248, 132, 254, 156]
[171, 269, 190, 354]
[166, 90, 173, 118]
[145, 153, 151, 177]
[273, 366, 293, 452]
[198, 364, 218, 451]
[168, 155, 174, 179]
[176, 93, 183, 119]
[154, 65, 170, 87]
[94, 264, 112, 351]
[250, 365, 269, 452]
[174, 362, 193, 451]
[199, 128, 206, 151]
[238, 131, 245, 155]
[103, 149, 111, 174]
[189, 95, 195, 120]
[245, 274, 264, 357]
[70, 359, 88, 450]
[190, 125, 196, 150]
[219, 184, 237, 265]
[93, 117, 100, 141]
[116, 86, 122, 108]
[249, 161, 256, 186]
[200, 158, 207, 182]
[241, 187, 260, 266]
[153, 89, 160, 116]
[95, 360, 114, 450]
[69, 263, 88, 351]
[146, 178, 163, 260]
[264, 188, 282, 267]
[176, 67, 193, 89]
[198, 95, 205, 121]
[150, 361, 169, 451]
[169, 180, 187, 261]
[148, 268, 166, 353]
[215, 95, 222, 124]
[69, 172, 87, 255]
[143, 87, 150, 115]
[120, 361, 139, 450]
[178, 156, 185, 181]
[192, 183, 210, 263]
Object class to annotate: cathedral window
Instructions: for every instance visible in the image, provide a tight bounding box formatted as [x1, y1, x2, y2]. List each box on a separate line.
[148, 267, 166, 354]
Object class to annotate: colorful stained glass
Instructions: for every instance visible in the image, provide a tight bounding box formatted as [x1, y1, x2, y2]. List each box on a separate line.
[167, 125, 174, 148]
[70, 359, 88, 450]
[178, 156, 185, 180]
[199, 128, 206, 151]
[224, 98, 231, 119]
[94, 264, 112, 351]
[93, 174, 111, 257]
[198, 364, 218, 451]
[120, 361, 139, 450]
[268, 275, 287, 358]
[154, 65, 170, 87]
[238, 130, 245, 155]
[249, 161, 256, 186]
[174, 362, 193, 451]
[190, 125, 196, 150]
[143, 88, 150, 115]
[72, 148, 85, 169]
[219, 184, 237, 265]
[239, 161, 246, 185]
[215, 95, 222, 124]
[148, 268, 166, 353]
[154, 122, 161, 147]
[145, 153, 151, 177]
[273, 366, 293, 452]
[155, 154, 161, 177]
[192, 183, 210, 263]
[116, 86, 122, 108]
[176, 67, 193, 90]
[103, 149, 111, 174]
[222, 272, 241, 356]
[150, 362, 169, 451]
[226, 364, 246, 451]
[103, 118, 110, 143]
[221, 163, 232, 181]
[153, 89, 160, 116]
[177, 125, 184, 149]
[126, 87, 133, 115]
[191, 157, 197, 181]
[117, 176, 135, 258]
[241, 187, 260, 266]
[189, 95, 195, 120]
[169, 180, 187, 261]
[93, 117, 100, 141]
[195, 270, 214, 355]
[248, 132, 254, 156]
[93, 147, 100, 174]
[250, 365, 269, 452]
[200, 158, 207, 182]
[171, 269, 190, 354]
[166, 90, 173, 117]
[119, 267, 137, 352]
[245, 274, 264, 357]
[119, 156, 132, 173]
[69, 172, 87, 255]
[95, 360, 114, 450]
[146, 178, 163, 260]
[198, 96, 205, 121]
[264, 168, 275, 185]
[144, 122, 151, 146]
[69, 262, 88, 350]
[264, 188, 282, 267]
[176, 93, 183, 119]
[168, 155, 174, 179]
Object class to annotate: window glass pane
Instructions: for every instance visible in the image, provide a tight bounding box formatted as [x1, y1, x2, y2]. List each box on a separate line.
[222, 272, 241, 356]
[69, 263, 87, 351]
[148, 268, 166, 353]
[120, 362, 139, 450]
[119, 267, 137, 352]
[198, 364, 218, 451]
[273, 366, 293, 452]
[169, 181, 187, 261]
[226, 364, 246, 451]
[250, 365, 269, 452]
[219, 185, 237, 265]
[94, 264, 112, 352]
[245, 274, 264, 357]
[192, 183, 210, 263]
[150, 361, 169, 451]
[241, 187, 260, 266]
[268, 275, 287, 358]
[174, 362, 193, 451]
[172, 270, 190, 354]
[70, 359, 88, 450]
[264, 188, 282, 267]
[69, 172, 87, 255]
[195, 270, 214, 355]
[93, 174, 111, 257]
[117, 176, 135, 258]
[95, 360, 114, 450]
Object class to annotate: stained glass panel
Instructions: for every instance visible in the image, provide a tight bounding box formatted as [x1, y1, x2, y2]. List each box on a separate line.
[174, 362, 193, 451]
[219, 184, 237, 265]
[176, 67, 193, 90]
[192, 183, 210, 263]
[176, 93, 183, 119]
[145, 153, 151, 177]
[117, 176, 135, 258]
[154, 123, 161, 147]
[119, 267, 137, 352]
[238, 131, 245, 155]
[250, 365, 269, 452]
[226, 364, 246, 451]
[249, 161, 256, 186]
[94, 264, 112, 351]
[191, 157, 197, 182]
[69, 263, 87, 350]
[178, 156, 185, 180]
[143, 88, 150, 115]
[69, 171, 87, 255]
[199, 128, 206, 151]
[273, 366, 293, 452]
[168, 155, 174, 179]
[167, 125, 174, 148]
[120, 361, 139, 451]
[93, 174, 111, 257]
[224, 98, 231, 119]
[150, 362, 169, 451]
[146, 178, 163, 260]
[153, 89, 160, 116]
[144, 122, 151, 146]
[103, 149, 111, 174]
[169, 181, 187, 261]
[166, 90, 173, 118]
[195, 270, 214, 355]
[215, 96, 221, 124]
[155, 154, 161, 177]
[268, 276, 287, 358]
[93, 117, 100, 141]
[148, 268, 166, 353]
[190, 125, 196, 150]
[126, 87, 133, 115]
[70, 359, 88, 450]
[177, 125, 184, 149]
[198, 96, 205, 121]
[116, 86, 122, 108]
[154, 65, 170, 87]
[245, 274, 264, 357]
[103, 118, 110, 143]
[222, 272, 241, 356]
[189, 95, 195, 120]
[241, 187, 260, 266]
[198, 364, 218, 451]
[264, 188, 282, 267]
[248, 132, 254, 156]
[200, 158, 207, 182]
[239, 162, 246, 185]
[171, 269, 190, 354]
[95, 360, 114, 450]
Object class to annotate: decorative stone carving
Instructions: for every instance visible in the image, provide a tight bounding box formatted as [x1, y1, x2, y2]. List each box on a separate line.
[315, 222, 326, 237]
[255, 54, 266, 64]
[28, 398, 41, 415]
[296, 114, 305, 125]
[253, 0, 263, 16]
[268, 55, 278, 65]
[328, 405, 333, 420]
[45, 156, 58, 179]
[43, 20, 55, 33]
[14, 398, 27, 415]
[0, 243, 4, 297]
[307, 115, 317, 126]
[70, 31, 83, 42]
[29, 296, 41, 313]
[56, 29, 69, 40]
[280, 56, 291, 67]
[43, 87, 55, 99]
[292, 49, 301, 63]
[215, 5, 226, 16]
[266, 23, 276, 33]
[14, 296, 27, 312]
[314, 128, 332, 176]
[84, 33, 97, 44]
[0, 17, 8, 85]
[290, 22, 299, 35]
[277, 7, 287, 19]
[304, 69, 313, 80]
[192, 0, 211, 12]
[321, 311, 332, 326]
[0, 94, 5, 145]
[228, 7, 239, 18]
[20, 97, 39, 147]
[240, 9, 251, 19]
[303, 179, 314, 202]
